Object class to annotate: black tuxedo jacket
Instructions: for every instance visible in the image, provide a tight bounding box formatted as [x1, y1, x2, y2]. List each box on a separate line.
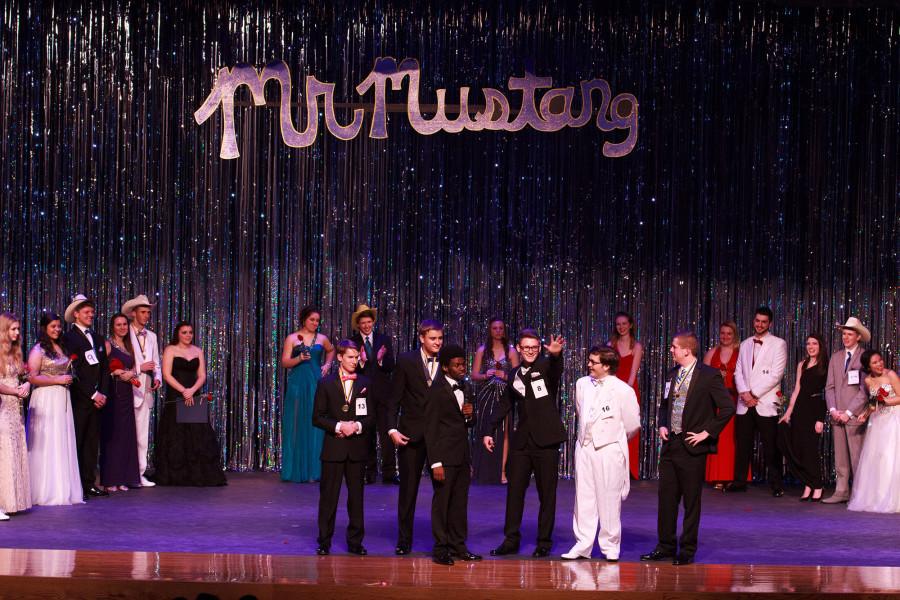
[480, 352, 567, 449]
[657, 362, 735, 456]
[61, 326, 110, 403]
[312, 373, 375, 462]
[350, 331, 394, 389]
[425, 373, 474, 467]
[387, 349, 436, 442]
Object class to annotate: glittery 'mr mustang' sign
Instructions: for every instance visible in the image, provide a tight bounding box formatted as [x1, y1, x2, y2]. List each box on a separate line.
[194, 57, 638, 160]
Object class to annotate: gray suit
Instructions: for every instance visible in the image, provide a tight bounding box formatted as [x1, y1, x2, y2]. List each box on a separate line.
[824, 347, 867, 497]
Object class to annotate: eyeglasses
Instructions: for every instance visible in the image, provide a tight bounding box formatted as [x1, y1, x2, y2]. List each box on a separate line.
[520, 345, 541, 351]
[587, 359, 602, 366]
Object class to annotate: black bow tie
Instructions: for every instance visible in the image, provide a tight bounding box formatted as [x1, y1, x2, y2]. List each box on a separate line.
[450, 383, 461, 391]
[426, 357, 437, 363]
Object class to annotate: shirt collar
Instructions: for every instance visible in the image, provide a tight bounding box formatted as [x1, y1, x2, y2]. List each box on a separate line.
[75, 323, 90, 335]
[846, 344, 858, 355]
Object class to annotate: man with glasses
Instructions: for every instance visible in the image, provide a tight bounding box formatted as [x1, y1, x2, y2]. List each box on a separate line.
[481, 329, 566, 558]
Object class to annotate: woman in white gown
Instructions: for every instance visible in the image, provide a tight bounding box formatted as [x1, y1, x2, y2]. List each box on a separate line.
[27, 312, 83, 505]
[847, 349, 900, 513]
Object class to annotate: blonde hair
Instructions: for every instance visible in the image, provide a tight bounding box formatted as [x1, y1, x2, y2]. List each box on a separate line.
[0, 312, 24, 377]
[719, 320, 740, 348]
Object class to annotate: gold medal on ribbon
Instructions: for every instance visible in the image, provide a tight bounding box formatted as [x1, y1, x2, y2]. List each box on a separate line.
[341, 404, 350, 413]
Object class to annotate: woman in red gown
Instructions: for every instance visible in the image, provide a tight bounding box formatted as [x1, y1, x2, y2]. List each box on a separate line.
[703, 320, 743, 488]
[609, 311, 643, 479]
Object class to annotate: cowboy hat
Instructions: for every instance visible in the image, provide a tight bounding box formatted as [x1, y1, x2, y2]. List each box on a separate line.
[351, 304, 378, 331]
[64, 294, 95, 324]
[121, 294, 158, 317]
[836, 317, 871, 343]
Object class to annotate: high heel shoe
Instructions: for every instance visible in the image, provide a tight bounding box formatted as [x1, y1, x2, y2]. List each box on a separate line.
[799, 495, 811, 502]
[810, 489, 824, 502]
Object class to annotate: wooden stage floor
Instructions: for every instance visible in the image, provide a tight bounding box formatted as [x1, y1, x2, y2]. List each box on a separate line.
[1, 549, 899, 599]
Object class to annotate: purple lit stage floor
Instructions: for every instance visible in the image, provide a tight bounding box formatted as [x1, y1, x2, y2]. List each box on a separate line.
[1, 473, 897, 566]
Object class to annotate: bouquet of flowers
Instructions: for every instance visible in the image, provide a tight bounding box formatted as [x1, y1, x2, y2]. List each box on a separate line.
[867, 386, 889, 411]
[109, 358, 141, 387]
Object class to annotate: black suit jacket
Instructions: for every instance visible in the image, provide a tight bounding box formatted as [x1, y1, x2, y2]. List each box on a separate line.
[387, 349, 436, 442]
[312, 373, 375, 462]
[480, 352, 567, 449]
[61, 326, 110, 403]
[425, 373, 474, 467]
[657, 362, 735, 456]
[350, 331, 394, 393]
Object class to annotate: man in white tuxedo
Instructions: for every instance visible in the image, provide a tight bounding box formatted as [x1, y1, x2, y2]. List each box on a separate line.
[728, 306, 787, 496]
[562, 346, 640, 563]
[822, 317, 869, 503]
[122, 295, 162, 487]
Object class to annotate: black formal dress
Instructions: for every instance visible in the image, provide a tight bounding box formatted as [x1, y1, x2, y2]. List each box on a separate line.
[386, 349, 439, 549]
[785, 365, 827, 489]
[480, 352, 566, 552]
[472, 353, 512, 484]
[351, 331, 395, 481]
[61, 325, 111, 493]
[655, 362, 734, 560]
[99, 343, 141, 488]
[425, 373, 475, 557]
[153, 357, 226, 486]
[312, 372, 374, 550]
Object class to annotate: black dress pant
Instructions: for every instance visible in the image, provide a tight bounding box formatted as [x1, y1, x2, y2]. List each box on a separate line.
[71, 396, 100, 490]
[397, 438, 428, 547]
[317, 459, 365, 548]
[502, 439, 560, 549]
[366, 394, 397, 479]
[734, 407, 783, 487]
[656, 435, 707, 558]
[431, 464, 470, 555]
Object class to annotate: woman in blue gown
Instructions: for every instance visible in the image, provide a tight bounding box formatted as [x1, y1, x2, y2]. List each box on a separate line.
[281, 306, 334, 482]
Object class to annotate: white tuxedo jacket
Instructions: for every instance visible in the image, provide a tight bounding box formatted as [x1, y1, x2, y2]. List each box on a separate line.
[129, 326, 162, 408]
[574, 375, 641, 498]
[733, 333, 787, 417]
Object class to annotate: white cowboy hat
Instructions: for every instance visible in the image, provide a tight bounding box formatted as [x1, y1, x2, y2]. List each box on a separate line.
[121, 294, 158, 317]
[350, 304, 378, 331]
[64, 294, 95, 324]
[836, 317, 871, 343]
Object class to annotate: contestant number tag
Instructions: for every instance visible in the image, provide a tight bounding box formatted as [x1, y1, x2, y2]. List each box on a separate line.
[532, 379, 549, 399]
[84, 350, 99, 365]
[847, 370, 860, 385]
[356, 397, 368, 416]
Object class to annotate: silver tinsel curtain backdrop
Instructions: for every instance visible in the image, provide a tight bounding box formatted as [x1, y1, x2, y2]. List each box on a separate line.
[0, 1, 896, 479]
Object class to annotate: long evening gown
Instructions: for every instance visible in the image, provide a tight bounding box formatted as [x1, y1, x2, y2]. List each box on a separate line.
[472, 352, 511, 484]
[99, 343, 141, 488]
[614, 353, 641, 479]
[153, 356, 226, 486]
[705, 346, 741, 482]
[784, 364, 827, 489]
[0, 365, 31, 513]
[281, 343, 325, 482]
[848, 383, 900, 513]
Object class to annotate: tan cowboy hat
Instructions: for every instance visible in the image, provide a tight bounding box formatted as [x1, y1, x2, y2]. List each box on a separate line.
[64, 294, 95, 324]
[350, 304, 378, 331]
[836, 317, 871, 343]
[121, 294, 158, 317]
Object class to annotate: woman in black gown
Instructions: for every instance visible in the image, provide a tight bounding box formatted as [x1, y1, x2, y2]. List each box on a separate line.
[779, 333, 828, 501]
[100, 313, 142, 491]
[153, 321, 226, 486]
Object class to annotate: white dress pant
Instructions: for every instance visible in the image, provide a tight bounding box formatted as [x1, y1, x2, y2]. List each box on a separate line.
[135, 398, 151, 476]
[568, 442, 626, 559]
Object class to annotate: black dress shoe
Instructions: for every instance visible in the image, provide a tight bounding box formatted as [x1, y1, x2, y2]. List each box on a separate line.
[724, 483, 747, 493]
[433, 553, 454, 566]
[490, 543, 519, 556]
[772, 487, 785, 498]
[453, 551, 482, 561]
[364, 473, 377, 485]
[395, 544, 411, 555]
[532, 547, 551, 558]
[606, 557, 619, 563]
[640, 550, 674, 561]
[672, 554, 694, 565]
[87, 486, 109, 498]
[348, 545, 368, 556]
[383, 475, 401, 485]
[316, 545, 329, 556]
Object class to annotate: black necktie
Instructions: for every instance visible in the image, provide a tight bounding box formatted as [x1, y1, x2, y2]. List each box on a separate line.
[844, 351, 852, 372]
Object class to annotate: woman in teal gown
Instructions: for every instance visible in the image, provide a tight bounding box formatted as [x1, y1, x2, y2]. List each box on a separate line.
[281, 307, 335, 482]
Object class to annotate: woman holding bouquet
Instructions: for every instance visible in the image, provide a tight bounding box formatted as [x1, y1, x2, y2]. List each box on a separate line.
[0, 312, 32, 519]
[848, 349, 900, 513]
[26, 312, 82, 505]
[99, 313, 142, 492]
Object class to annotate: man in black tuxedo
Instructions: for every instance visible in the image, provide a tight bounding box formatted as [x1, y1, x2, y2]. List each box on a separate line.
[481, 329, 566, 558]
[641, 331, 735, 565]
[349, 304, 396, 484]
[425, 344, 480, 566]
[312, 340, 373, 556]
[387, 319, 444, 555]
[61, 294, 110, 501]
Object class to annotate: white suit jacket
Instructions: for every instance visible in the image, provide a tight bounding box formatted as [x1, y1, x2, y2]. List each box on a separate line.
[733, 333, 787, 417]
[129, 326, 162, 408]
[574, 375, 641, 499]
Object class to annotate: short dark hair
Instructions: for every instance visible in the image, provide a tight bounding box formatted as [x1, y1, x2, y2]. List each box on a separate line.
[336, 339, 359, 356]
[518, 329, 541, 345]
[439, 344, 466, 367]
[418, 319, 444, 337]
[674, 330, 700, 356]
[755, 306, 774, 321]
[860, 348, 882, 374]
[298, 306, 320, 329]
[589, 345, 619, 372]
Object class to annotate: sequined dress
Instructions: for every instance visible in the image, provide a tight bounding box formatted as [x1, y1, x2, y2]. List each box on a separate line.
[472, 353, 511, 484]
[0, 365, 31, 512]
